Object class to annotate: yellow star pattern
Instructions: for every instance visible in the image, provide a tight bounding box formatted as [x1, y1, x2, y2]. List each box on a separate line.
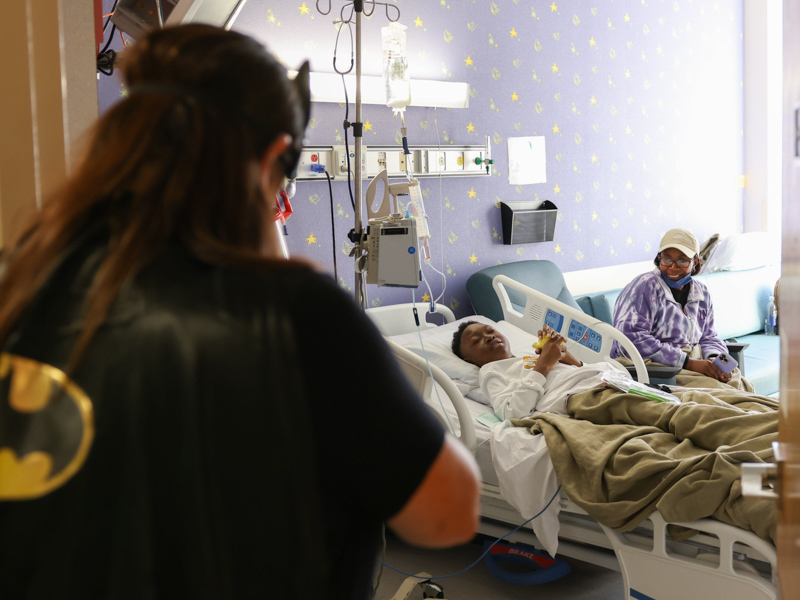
[510, 28, 517, 38]
[511, 91, 519, 101]
[551, 2, 557, 12]
[590, 95, 597, 105]
[589, 36, 596, 47]
[554, 244, 562, 253]
[465, 55, 474, 66]
[591, 211, 598, 220]
[306, 233, 317, 245]
[624, 12, 630, 22]
[364, 120, 373, 131]
[469, 253, 478, 263]
[422, 291, 431, 302]
[591, 154, 598, 163]
[414, 15, 423, 27]
[299, 2, 309, 15]
[554, 184, 561, 194]
[551, 63, 559, 73]
[467, 122, 475, 132]
[468, 188, 477, 198]
[553, 124, 559, 133]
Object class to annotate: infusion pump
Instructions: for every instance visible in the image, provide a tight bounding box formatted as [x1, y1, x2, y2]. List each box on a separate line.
[366, 216, 421, 288]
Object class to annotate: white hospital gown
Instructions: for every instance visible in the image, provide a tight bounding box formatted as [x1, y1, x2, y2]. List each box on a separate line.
[480, 356, 622, 420]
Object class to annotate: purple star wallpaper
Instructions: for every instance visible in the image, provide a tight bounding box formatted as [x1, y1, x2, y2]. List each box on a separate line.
[98, 0, 745, 317]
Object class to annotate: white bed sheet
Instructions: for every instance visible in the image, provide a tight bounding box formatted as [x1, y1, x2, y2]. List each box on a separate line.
[426, 379, 562, 557]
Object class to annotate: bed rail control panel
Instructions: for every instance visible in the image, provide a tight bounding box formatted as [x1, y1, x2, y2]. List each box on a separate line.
[544, 309, 564, 333]
[568, 322, 603, 353]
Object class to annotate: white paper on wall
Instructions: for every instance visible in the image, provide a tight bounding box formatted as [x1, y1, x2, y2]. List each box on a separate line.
[507, 136, 547, 185]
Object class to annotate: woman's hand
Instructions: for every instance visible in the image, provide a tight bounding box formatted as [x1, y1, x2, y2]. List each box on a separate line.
[686, 358, 732, 383]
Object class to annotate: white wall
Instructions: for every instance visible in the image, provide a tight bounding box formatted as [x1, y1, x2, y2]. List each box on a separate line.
[743, 0, 783, 234]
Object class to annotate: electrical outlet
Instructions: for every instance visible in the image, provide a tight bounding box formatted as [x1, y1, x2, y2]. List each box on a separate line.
[296, 147, 334, 179]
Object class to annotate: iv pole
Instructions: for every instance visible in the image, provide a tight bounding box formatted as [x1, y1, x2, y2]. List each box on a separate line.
[353, 1, 365, 309]
[324, 0, 401, 309]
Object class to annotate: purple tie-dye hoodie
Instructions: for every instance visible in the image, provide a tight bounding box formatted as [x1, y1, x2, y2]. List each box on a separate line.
[610, 268, 727, 367]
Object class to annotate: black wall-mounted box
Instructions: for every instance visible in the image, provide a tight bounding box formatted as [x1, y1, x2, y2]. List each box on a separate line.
[499, 200, 558, 245]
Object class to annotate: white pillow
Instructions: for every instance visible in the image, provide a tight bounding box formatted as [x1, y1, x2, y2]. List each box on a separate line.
[389, 316, 541, 406]
[388, 316, 494, 386]
[701, 232, 780, 273]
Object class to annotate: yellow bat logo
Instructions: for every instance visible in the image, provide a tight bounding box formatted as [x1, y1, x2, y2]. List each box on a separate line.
[0, 354, 94, 500]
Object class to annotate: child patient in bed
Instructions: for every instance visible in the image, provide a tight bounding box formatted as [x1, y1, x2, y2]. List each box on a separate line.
[451, 321, 622, 420]
[452, 320, 778, 544]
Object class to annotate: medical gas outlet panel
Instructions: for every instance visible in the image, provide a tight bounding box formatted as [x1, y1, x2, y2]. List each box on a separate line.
[294, 137, 493, 181]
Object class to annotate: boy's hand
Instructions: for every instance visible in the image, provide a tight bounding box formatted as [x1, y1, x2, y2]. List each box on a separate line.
[532, 325, 567, 375]
[536, 325, 581, 367]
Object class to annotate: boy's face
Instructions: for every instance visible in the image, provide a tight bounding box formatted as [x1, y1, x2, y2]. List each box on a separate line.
[459, 323, 513, 367]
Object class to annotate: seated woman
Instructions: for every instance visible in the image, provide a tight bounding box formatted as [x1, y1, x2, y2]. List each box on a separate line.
[610, 228, 753, 391]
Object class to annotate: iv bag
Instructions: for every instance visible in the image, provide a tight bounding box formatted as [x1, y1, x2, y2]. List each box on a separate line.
[382, 22, 410, 109]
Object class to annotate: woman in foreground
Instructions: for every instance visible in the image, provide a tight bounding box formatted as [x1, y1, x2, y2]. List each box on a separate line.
[0, 24, 479, 600]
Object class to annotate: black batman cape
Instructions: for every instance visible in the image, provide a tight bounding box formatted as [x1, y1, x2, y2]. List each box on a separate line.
[0, 228, 444, 600]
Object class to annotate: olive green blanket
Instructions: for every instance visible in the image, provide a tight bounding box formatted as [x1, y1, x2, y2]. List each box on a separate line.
[512, 387, 777, 543]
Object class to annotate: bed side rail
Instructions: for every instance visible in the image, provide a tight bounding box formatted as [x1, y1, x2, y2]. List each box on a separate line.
[366, 303, 456, 336]
[491, 274, 650, 384]
[601, 513, 778, 600]
[385, 339, 477, 452]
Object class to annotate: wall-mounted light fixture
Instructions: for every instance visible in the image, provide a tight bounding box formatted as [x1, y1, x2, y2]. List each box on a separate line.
[289, 71, 470, 109]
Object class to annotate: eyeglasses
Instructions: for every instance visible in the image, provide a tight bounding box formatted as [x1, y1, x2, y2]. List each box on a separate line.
[659, 256, 693, 268]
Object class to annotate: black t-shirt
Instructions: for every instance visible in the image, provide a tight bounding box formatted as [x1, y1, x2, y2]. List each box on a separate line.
[0, 236, 445, 599]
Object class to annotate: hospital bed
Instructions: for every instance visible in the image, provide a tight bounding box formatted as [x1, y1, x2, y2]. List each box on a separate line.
[367, 275, 779, 600]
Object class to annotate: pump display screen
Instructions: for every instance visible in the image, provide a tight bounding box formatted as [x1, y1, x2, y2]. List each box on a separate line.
[567, 321, 603, 352]
[544, 309, 564, 332]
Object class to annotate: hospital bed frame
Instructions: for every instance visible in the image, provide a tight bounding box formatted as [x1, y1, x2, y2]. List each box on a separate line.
[368, 277, 780, 600]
